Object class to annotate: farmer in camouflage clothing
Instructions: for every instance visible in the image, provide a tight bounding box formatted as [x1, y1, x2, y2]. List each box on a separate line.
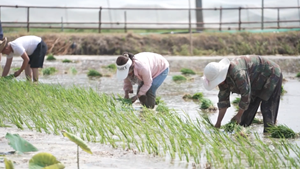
[201, 55, 282, 132]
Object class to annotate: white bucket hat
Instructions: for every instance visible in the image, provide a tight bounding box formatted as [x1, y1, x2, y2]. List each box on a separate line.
[0, 37, 7, 53]
[116, 59, 132, 80]
[201, 58, 230, 91]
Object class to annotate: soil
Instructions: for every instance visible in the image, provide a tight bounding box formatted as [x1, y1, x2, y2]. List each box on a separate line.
[5, 31, 300, 56]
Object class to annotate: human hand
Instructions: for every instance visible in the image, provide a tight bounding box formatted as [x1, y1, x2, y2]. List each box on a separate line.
[231, 114, 241, 124]
[214, 122, 221, 128]
[14, 70, 21, 77]
[124, 94, 129, 99]
[130, 95, 138, 103]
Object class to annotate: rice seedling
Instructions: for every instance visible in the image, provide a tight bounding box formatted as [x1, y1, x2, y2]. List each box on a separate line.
[252, 118, 263, 124]
[200, 98, 216, 111]
[192, 92, 203, 101]
[232, 97, 240, 105]
[281, 85, 287, 95]
[267, 125, 296, 138]
[1, 80, 300, 168]
[62, 59, 72, 63]
[156, 103, 169, 113]
[42, 67, 57, 75]
[87, 69, 102, 77]
[172, 75, 187, 82]
[69, 67, 78, 75]
[296, 72, 300, 78]
[46, 53, 56, 61]
[180, 68, 195, 75]
[105, 64, 117, 70]
[155, 96, 165, 105]
[182, 94, 193, 100]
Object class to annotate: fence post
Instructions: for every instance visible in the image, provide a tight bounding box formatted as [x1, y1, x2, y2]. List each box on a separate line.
[219, 6, 222, 31]
[238, 7, 242, 31]
[124, 11, 127, 33]
[61, 17, 64, 32]
[27, 7, 30, 32]
[261, 0, 264, 30]
[277, 8, 280, 29]
[98, 7, 102, 33]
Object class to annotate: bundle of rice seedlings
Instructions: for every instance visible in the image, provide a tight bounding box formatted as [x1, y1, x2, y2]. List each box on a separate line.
[200, 98, 217, 111]
[46, 54, 56, 61]
[182, 94, 193, 100]
[180, 68, 196, 75]
[87, 69, 102, 77]
[268, 125, 296, 139]
[201, 114, 214, 127]
[172, 75, 187, 82]
[192, 92, 203, 101]
[156, 103, 169, 113]
[252, 118, 263, 124]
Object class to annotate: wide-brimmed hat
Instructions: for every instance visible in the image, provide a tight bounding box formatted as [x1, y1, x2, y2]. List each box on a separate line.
[0, 37, 7, 53]
[201, 58, 230, 91]
[116, 58, 132, 80]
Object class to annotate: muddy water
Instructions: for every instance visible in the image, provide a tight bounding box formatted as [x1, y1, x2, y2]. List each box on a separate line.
[1, 55, 300, 169]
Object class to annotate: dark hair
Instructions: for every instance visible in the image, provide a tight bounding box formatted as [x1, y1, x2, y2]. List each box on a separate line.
[116, 52, 134, 66]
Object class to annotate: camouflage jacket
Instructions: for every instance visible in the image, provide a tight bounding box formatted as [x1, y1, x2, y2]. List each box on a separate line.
[218, 55, 282, 110]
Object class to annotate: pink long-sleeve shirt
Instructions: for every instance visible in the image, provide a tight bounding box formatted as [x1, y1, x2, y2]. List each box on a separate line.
[123, 52, 169, 96]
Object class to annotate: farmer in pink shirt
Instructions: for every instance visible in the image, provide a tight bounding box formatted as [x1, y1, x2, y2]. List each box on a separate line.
[116, 52, 169, 108]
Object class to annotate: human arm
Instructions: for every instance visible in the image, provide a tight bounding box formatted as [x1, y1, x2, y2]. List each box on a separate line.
[14, 52, 29, 77]
[215, 107, 228, 128]
[2, 57, 13, 77]
[123, 78, 133, 99]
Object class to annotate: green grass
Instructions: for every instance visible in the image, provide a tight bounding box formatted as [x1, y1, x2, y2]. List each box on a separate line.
[87, 69, 102, 77]
[180, 68, 195, 75]
[62, 59, 72, 63]
[42, 67, 57, 75]
[46, 54, 56, 61]
[1, 80, 300, 168]
[268, 125, 296, 138]
[172, 75, 187, 82]
[105, 64, 117, 70]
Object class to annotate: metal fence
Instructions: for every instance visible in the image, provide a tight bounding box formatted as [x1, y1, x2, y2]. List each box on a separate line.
[1, 5, 300, 33]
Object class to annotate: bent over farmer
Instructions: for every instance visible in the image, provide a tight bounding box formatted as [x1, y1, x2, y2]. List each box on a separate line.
[201, 55, 282, 132]
[0, 35, 47, 82]
[116, 52, 169, 109]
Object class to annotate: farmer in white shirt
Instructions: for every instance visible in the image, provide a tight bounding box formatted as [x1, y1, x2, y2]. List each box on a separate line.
[0, 35, 48, 81]
[116, 52, 169, 108]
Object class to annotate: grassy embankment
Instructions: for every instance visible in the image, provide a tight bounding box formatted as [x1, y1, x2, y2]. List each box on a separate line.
[4, 28, 300, 56]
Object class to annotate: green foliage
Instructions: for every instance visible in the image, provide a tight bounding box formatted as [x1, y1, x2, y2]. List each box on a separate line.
[43, 67, 57, 75]
[4, 158, 14, 169]
[172, 75, 187, 82]
[69, 67, 77, 75]
[281, 85, 287, 95]
[87, 69, 102, 77]
[5, 133, 38, 153]
[62, 59, 72, 63]
[232, 98, 241, 105]
[29, 152, 65, 169]
[61, 130, 93, 154]
[222, 121, 242, 133]
[46, 54, 56, 61]
[268, 125, 296, 139]
[252, 118, 263, 124]
[296, 72, 300, 78]
[156, 103, 169, 113]
[106, 64, 117, 70]
[155, 96, 164, 105]
[200, 98, 213, 109]
[192, 92, 203, 100]
[180, 68, 196, 75]
[116, 97, 132, 105]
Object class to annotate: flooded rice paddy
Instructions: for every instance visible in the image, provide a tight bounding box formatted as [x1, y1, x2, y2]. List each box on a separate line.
[1, 55, 300, 169]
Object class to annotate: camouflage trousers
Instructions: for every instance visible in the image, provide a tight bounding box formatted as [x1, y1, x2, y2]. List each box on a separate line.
[240, 73, 283, 132]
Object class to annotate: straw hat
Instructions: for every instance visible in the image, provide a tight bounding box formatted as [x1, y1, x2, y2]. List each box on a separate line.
[116, 58, 132, 80]
[202, 58, 230, 91]
[0, 37, 7, 53]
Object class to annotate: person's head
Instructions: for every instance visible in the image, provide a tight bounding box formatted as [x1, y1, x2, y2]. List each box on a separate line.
[116, 52, 135, 80]
[201, 58, 230, 91]
[0, 37, 8, 54]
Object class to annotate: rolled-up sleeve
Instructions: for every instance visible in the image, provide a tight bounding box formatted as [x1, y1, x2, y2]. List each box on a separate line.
[234, 70, 251, 110]
[217, 86, 231, 109]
